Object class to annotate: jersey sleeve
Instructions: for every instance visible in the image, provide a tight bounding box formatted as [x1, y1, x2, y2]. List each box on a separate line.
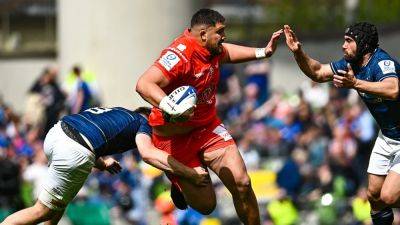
[137, 117, 152, 137]
[330, 58, 348, 74]
[374, 59, 398, 81]
[153, 48, 187, 82]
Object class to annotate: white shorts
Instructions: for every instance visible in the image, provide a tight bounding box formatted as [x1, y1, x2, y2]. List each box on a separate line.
[367, 131, 400, 175]
[38, 121, 95, 211]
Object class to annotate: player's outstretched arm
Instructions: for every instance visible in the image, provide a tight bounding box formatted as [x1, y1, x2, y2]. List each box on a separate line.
[135, 133, 210, 186]
[284, 25, 333, 83]
[220, 29, 283, 64]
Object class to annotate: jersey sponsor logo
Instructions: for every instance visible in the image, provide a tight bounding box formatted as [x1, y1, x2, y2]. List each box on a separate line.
[194, 72, 204, 78]
[177, 44, 186, 52]
[378, 60, 396, 74]
[159, 51, 180, 71]
[213, 124, 232, 141]
[194, 66, 215, 79]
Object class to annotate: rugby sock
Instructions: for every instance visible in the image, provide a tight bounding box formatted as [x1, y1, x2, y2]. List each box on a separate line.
[371, 207, 394, 225]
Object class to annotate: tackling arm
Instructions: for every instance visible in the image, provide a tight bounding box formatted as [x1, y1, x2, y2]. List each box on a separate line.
[135, 133, 198, 179]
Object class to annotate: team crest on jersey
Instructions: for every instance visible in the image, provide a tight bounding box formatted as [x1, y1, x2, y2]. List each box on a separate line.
[378, 60, 395, 74]
[159, 51, 180, 71]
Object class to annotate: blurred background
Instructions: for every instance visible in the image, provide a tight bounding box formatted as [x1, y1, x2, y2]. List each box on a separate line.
[0, 0, 400, 225]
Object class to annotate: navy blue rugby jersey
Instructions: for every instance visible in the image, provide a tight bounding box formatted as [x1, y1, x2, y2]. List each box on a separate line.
[62, 107, 151, 157]
[330, 48, 400, 140]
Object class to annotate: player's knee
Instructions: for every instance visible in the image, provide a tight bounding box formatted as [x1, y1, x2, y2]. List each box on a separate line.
[380, 191, 399, 206]
[236, 174, 251, 195]
[367, 186, 381, 203]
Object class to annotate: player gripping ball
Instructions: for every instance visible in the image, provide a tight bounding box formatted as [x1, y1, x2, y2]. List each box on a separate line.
[159, 85, 197, 122]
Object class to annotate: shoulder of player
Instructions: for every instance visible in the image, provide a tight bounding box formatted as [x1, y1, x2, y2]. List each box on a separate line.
[373, 49, 396, 63]
[166, 38, 196, 62]
[371, 49, 399, 75]
[372, 48, 398, 63]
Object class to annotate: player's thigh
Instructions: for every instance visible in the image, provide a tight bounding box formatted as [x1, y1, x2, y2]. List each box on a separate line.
[44, 209, 65, 225]
[202, 144, 249, 190]
[41, 128, 95, 210]
[33, 200, 57, 219]
[380, 153, 400, 203]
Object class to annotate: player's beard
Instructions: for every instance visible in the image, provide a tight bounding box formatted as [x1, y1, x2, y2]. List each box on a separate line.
[344, 53, 361, 64]
[209, 43, 223, 57]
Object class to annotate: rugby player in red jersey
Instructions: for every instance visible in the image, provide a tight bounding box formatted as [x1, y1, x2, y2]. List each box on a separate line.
[136, 8, 282, 225]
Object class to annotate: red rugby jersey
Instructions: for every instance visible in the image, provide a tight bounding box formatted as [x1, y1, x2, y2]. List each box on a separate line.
[149, 29, 226, 127]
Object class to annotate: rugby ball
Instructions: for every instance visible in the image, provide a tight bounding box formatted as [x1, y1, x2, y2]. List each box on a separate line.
[168, 85, 197, 109]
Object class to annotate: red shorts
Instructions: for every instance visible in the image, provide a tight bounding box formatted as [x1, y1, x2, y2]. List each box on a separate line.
[152, 118, 235, 186]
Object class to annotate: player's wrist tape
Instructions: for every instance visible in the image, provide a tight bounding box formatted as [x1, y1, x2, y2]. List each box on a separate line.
[255, 48, 267, 59]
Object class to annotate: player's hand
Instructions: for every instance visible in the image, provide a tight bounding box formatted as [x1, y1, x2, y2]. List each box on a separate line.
[284, 25, 302, 53]
[187, 167, 211, 186]
[103, 158, 122, 174]
[160, 97, 194, 118]
[169, 105, 195, 123]
[265, 29, 283, 57]
[334, 64, 358, 88]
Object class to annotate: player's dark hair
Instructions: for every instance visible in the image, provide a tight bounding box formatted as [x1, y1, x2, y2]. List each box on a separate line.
[191, 8, 225, 28]
[345, 22, 379, 60]
[134, 107, 151, 117]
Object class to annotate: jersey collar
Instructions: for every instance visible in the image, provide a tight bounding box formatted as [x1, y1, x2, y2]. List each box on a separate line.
[183, 29, 212, 59]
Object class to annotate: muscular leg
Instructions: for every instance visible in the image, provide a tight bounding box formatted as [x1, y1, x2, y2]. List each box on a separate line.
[367, 173, 394, 225]
[1, 201, 57, 225]
[202, 145, 260, 225]
[44, 209, 65, 225]
[367, 173, 386, 211]
[380, 170, 400, 207]
[179, 168, 216, 215]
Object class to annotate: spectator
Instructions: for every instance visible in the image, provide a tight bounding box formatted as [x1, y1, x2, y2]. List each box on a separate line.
[68, 65, 93, 113]
[27, 66, 66, 134]
[244, 60, 271, 103]
[0, 147, 23, 211]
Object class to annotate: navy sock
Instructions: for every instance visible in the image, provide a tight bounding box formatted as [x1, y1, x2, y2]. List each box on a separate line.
[371, 208, 394, 225]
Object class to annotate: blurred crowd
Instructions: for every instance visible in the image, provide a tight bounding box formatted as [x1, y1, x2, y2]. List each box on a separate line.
[0, 60, 397, 225]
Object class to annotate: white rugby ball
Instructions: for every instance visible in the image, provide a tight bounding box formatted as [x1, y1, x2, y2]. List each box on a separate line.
[168, 85, 197, 108]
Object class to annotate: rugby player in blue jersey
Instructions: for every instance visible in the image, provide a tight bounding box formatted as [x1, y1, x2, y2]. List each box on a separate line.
[284, 22, 400, 225]
[1, 107, 210, 225]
